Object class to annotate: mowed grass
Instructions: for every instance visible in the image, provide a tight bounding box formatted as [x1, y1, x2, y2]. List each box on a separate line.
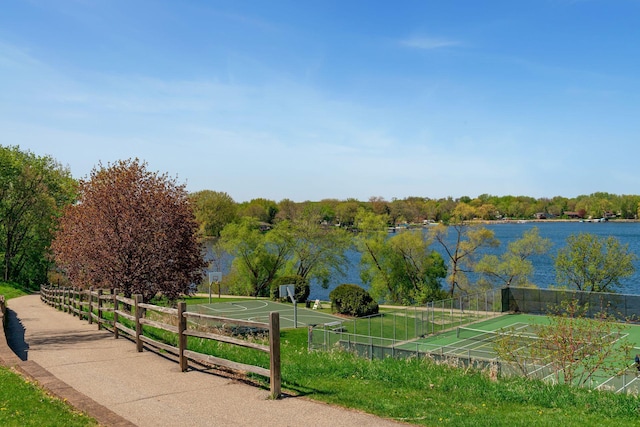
[0, 282, 29, 300]
[286, 329, 640, 426]
[0, 366, 97, 427]
[0, 283, 97, 427]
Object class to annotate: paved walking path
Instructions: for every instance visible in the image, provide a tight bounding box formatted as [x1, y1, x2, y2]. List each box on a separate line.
[2, 294, 406, 427]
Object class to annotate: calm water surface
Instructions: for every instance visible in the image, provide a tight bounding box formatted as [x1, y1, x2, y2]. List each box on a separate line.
[309, 221, 640, 301]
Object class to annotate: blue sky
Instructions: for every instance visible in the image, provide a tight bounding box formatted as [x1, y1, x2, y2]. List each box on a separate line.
[2, 1, 640, 202]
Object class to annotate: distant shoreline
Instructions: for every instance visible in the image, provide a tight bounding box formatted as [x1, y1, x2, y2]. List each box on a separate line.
[469, 218, 640, 225]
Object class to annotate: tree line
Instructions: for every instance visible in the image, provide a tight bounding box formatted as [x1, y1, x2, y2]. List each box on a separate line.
[190, 190, 640, 239]
[2, 145, 636, 306]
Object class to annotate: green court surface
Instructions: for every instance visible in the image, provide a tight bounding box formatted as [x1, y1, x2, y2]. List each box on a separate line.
[187, 299, 344, 329]
[395, 313, 539, 357]
[395, 313, 640, 393]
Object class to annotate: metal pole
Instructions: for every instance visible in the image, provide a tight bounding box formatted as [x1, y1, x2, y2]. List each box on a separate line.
[294, 300, 298, 328]
[208, 272, 212, 304]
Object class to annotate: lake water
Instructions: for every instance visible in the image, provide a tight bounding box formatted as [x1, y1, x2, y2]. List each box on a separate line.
[308, 221, 640, 301]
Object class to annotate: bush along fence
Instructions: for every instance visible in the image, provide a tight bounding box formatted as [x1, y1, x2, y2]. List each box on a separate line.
[40, 285, 281, 399]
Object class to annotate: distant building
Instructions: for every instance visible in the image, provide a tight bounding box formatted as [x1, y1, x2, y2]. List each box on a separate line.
[563, 211, 583, 219]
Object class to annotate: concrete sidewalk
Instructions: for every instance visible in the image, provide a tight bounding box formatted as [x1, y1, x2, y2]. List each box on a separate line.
[2, 294, 406, 427]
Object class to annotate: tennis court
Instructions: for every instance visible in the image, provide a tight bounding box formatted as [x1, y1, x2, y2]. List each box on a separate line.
[187, 299, 344, 329]
[395, 313, 640, 393]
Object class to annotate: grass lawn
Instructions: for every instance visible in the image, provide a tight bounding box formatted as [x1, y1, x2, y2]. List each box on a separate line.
[0, 282, 97, 427]
[0, 283, 30, 300]
[0, 366, 97, 427]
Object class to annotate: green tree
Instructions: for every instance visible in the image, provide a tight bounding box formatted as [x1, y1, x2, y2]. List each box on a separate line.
[0, 146, 76, 285]
[220, 217, 291, 297]
[335, 198, 364, 227]
[356, 210, 447, 304]
[238, 198, 279, 224]
[618, 194, 640, 219]
[275, 198, 301, 222]
[316, 199, 338, 224]
[430, 221, 499, 296]
[279, 209, 351, 290]
[52, 159, 205, 302]
[554, 233, 637, 292]
[190, 190, 238, 237]
[475, 227, 552, 289]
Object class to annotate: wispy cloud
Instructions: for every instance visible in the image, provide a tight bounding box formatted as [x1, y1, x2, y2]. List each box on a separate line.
[400, 36, 461, 50]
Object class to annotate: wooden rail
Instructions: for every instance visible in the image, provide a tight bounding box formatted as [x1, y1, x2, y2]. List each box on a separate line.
[40, 285, 281, 398]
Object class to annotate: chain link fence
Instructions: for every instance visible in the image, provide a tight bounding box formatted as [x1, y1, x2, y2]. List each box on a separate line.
[502, 287, 640, 321]
[309, 287, 640, 394]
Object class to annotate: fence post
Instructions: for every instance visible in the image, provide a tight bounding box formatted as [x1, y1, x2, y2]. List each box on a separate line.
[269, 311, 281, 399]
[307, 325, 313, 352]
[97, 289, 103, 330]
[88, 287, 93, 325]
[113, 289, 119, 339]
[135, 294, 143, 352]
[178, 302, 188, 372]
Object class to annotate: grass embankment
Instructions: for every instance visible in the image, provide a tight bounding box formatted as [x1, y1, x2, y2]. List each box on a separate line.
[174, 296, 640, 427]
[0, 367, 97, 427]
[0, 282, 97, 427]
[0, 282, 29, 300]
[278, 329, 639, 427]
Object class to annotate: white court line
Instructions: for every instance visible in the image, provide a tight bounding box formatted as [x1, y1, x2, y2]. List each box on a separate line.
[230, 301, 270, 311]
[194, 300, 270, 314]
[418, 322, 533, 356]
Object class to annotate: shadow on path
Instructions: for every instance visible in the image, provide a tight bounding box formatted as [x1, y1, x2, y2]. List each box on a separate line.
[5, 308, 28, 361]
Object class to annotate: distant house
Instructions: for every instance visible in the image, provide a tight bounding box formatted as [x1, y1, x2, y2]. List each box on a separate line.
[534, 212, 547, 220]
[563, 211, 582, 219]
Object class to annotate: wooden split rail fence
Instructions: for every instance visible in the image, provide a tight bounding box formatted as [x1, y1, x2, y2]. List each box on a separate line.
[40, 285, 281, 398]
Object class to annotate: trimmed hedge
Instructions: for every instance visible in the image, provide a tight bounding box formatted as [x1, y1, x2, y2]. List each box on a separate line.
[329, 284, 378, 317]
[270, 275, 310, 303]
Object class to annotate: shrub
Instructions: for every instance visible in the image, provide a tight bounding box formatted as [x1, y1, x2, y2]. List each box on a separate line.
[329, 284, 379, 317]
[270, 275, 310, 303]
